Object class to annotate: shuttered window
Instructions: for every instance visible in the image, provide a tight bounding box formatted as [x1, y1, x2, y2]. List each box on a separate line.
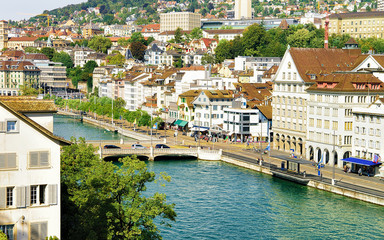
[29, 151, 50, 168]
[0, 153, 17, 170]
[0, 121, 6, 132]
[30, 222, 48, 240]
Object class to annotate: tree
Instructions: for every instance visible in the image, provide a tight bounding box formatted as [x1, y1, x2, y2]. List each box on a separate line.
[52, 52, 74, 68]
[174, 27, 183, 43]
[106, 53, 125, 66]
[84, 61, 98, 74]
[128, 32, 147, 45]
[61, 138, 176, 239]
[130, 41, 147, 61]
[201, 53, 215, 65]
[0, 230, 7, 240]
[20, 84, 39, 96]
[189, 27, 203, 40]
[117, 38, 130, 47]
[242, 24, 269, 56]
[25, 47, 40, 53]
[215, 39, 233, 63]
[41, 47, 56, 60]
[88, 36, 112, 53]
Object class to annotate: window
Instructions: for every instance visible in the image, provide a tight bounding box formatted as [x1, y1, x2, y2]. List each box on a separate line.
[6, 120, 18, 133]
[30, 222, 48, 240]
[0, 153, 17, 170]
[29, 151, 50, 168]
[317, 119, 322, 128]
[345, 122, 352, 131]
[31, 186, 38, 205]
[324, 120, 330, 129]
[0, 225, 14, 240]
[213, 105, 217, 110]
[6, 187, 14, 207]
[332, 121, 338, 130]
[309, 118, 314, 127]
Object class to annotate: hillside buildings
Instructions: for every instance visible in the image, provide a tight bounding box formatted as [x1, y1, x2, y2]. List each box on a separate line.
[235, 0, 252, 20]
[325, 11, 384, 39]
[0, 21, 8, 50]
[160, 12, 201, 32]
[0, 97, 69, 240]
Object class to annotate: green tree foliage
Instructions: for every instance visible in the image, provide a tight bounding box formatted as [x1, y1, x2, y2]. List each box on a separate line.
[201, 53, 216, 65]
[25, 47, 40, 53]
[189, 27, 203, 40]
[41, 47, 56, 60]
[61, 138, 176, 239]
[106, 53, 125, 66]
[329, 33, 351, 49]
[174, 27, 183, 44]
[117, 38, 130, 47]
[214, 23, 326, 63]
[52, 52, 74, 68]
[128, 32, 147, 45]
[130, 41, 147, 61]
[88, 36, 112, 53]
[0, 230, 7, 240]
[20, 85, 39, 96]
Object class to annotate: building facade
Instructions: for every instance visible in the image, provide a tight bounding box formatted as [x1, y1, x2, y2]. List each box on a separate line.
[325, 11, 384, 39]
[235, 0, 252, 19]
[0, 20, 8, 50]
[0, 97, 69, 240]
[0, 61, 40, 96]
[160, 12, 201, 32]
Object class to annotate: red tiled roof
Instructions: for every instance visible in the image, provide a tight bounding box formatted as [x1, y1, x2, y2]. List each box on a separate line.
[8, 37, 38, 42]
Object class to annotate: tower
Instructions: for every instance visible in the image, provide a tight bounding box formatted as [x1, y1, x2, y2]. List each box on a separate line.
[0, 20, 8, 50]
[235, 0, 252, 19]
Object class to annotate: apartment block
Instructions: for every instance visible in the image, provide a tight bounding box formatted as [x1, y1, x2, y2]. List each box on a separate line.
[160, 12, 201, 32]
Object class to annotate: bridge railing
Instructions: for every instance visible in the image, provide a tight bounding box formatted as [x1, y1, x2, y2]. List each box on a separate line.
[102, 148, 150, 155]
[87, 139, 165, 145]
[154, 148, 198, 155]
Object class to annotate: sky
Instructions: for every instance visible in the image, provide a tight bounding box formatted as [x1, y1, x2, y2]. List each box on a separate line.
[1, 0, 86, 21]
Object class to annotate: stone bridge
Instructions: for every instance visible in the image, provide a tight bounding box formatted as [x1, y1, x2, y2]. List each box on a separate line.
[100, 147, 222, 161]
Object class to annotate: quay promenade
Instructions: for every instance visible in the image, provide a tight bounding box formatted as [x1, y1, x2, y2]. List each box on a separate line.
[56, 110, 384, 205]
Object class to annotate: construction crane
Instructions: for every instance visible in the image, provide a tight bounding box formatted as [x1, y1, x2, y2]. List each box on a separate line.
[37, 14, 50, 27]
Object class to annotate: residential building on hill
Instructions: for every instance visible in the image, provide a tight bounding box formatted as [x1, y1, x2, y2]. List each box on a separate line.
[324, 11, 384, 39]
[235, 0, 252, 19]
[0, 97, 69, 240]
[160, 12, 201, 32]
[0, 21, 8, 50]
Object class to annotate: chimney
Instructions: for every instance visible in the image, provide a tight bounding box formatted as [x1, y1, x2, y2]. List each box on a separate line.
[324, 13, 329, 49]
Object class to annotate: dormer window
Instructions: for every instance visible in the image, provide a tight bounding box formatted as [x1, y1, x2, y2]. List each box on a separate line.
[367, 63, 371, 68]
[310, 74, 316, 80]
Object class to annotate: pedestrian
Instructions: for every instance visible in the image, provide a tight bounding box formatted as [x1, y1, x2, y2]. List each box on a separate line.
[358, 167, 362, 176]
[344, 165, 347, 173]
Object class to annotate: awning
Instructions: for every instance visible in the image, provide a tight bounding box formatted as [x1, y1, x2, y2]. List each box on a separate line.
[341, 157, 382, 166]
[191, 126, 210, 130]
[177, 120, 188, 127]
[174, 119, 188, 127]
[173, 119, 182, 125]
[165, 118, 176, 124]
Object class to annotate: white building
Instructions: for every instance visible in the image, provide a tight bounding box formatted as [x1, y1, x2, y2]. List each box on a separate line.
[272, 47, 358, 159]
[192, 90, 233, 130]
[160, 12, 201, 32]
[306, 73, 384, 167]
[202, 29, 244, 41]
[352, 98, 384, 175]
[73, 46, 96, 67]
[104, 25, 131, 37]
[235, 0, 252, 19]
[224, 97, 271, 142]
[0, 97, 69, 240]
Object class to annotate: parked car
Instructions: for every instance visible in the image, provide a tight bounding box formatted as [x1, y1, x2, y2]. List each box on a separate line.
[155, 144, 170, 149]
[132, 144, 146, 149]
[103, 145, 121, 149]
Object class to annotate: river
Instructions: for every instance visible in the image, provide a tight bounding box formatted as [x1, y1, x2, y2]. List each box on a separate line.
[54, 115, 384, 239]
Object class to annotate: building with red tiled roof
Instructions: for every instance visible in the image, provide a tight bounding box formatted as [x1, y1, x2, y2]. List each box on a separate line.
[7, 37, 38, 50]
